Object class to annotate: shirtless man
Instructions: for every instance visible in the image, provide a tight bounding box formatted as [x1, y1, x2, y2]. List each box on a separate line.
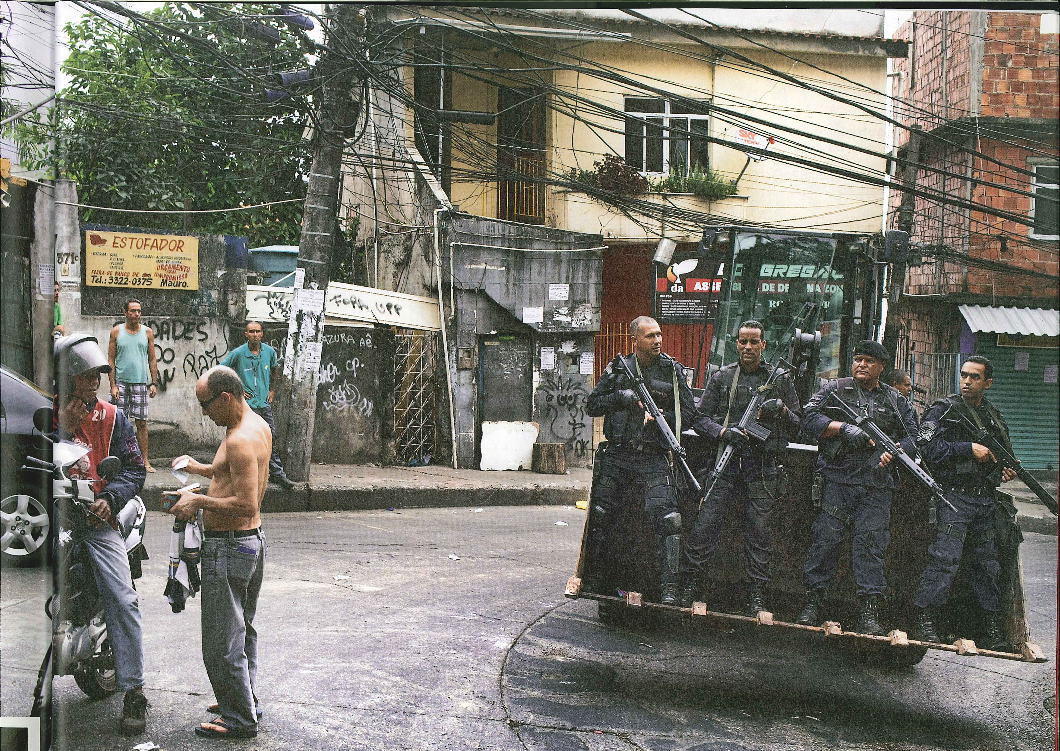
[167, 365, 271, 740]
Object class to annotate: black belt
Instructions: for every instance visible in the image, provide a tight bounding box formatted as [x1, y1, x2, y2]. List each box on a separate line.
[612, 441, 665, 454]
[204, 527, 260, 539]
[943, 485, 996, 497]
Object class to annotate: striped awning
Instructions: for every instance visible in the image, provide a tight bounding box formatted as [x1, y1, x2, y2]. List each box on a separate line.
[958, 305, 1059, 337]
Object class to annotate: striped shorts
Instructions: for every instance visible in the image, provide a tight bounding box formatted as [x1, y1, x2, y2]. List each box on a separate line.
[113, 382, 149, 421]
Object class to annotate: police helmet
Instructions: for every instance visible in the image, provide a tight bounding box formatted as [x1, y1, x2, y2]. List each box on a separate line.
[54, 333, 110, 383]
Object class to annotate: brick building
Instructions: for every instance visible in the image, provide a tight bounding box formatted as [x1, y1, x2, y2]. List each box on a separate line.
[889, 11, 1058, 469]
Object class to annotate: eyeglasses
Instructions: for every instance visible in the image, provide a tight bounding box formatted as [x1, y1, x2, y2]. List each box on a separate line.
[198, 391, 228, 409]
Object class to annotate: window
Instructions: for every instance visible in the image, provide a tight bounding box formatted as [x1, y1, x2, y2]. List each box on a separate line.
[1031, 164, 1058, 239]
[624, 97, 709, 174]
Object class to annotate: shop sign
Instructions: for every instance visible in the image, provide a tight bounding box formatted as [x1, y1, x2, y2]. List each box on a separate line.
[84, 230, 199, 289]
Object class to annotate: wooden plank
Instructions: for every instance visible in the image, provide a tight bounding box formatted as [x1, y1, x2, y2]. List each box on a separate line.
[532, 442, 567, 474]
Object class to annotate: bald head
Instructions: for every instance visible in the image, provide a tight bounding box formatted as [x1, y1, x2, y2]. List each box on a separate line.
[202, 365, 244, 399]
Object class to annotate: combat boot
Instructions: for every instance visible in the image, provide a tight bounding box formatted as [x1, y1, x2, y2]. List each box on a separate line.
[854, 596, 885, 636]
[659, 534, 682, 606]
[911, 607, 941, 643]
[979, 614, 1008, 651]
[678, 576, 702, 609]
[795, 589, 825, 626]
[745, 582, 768, 616]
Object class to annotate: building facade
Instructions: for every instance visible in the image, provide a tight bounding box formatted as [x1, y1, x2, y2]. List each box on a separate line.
[889, 10, 1058, 469]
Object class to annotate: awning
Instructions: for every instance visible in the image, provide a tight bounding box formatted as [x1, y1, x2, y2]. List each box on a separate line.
[958, 305, 1059, 337]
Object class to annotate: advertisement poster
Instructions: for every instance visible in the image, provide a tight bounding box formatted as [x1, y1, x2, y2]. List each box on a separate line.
[653, 249, 722, 324]
[84, 230, 199, 290]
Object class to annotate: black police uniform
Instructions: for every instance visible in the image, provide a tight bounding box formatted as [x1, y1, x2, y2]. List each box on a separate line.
[681, 361, 801, 606]
[584, 352, 696, 602]
[799, 377, 918, 623]
[911, 394, 1013, 645]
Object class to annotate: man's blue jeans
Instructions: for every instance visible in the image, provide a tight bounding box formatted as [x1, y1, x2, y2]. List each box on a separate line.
[84, 524, 144, 692]
[201, 530, 266, 731]
[251, 405, 287, 480]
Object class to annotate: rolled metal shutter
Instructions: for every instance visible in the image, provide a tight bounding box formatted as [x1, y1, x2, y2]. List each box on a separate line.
[975, 336, 1058, 471]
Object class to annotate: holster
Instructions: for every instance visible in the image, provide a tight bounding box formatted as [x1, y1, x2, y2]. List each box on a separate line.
[591, 441, 608, 486]
[994, 489, 1023, 552]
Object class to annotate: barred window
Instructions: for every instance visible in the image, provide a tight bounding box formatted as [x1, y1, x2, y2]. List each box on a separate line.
[1031, 164, 1058, 239]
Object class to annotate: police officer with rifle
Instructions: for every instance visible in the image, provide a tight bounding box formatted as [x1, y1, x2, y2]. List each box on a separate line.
[795, 341, 920, 636]
[585, 316, 696, 605]
[909, 355, 1032, 650]
[681, 320, 801, 614]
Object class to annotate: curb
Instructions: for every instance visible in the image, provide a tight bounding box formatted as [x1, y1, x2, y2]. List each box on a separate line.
[141, 484, 589, 515]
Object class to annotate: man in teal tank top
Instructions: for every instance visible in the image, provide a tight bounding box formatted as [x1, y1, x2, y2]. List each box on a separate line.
[108, 299, 160, 472]
[221, 321, 294, 489]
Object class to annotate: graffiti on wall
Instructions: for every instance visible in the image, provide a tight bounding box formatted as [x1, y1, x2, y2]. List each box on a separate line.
[536, 372, 591, 459]
[121, 317, 224, 395]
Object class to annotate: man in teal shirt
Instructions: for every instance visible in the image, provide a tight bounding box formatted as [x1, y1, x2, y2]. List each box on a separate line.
[221, 321, 294, 489]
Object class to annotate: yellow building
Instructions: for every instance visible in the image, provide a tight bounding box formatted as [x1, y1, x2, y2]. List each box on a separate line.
[342, 8, 907, 467]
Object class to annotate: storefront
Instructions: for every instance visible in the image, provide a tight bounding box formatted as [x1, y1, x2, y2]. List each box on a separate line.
[959, 305, 1059, 471]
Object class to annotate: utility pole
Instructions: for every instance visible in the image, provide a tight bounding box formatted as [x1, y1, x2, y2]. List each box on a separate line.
[880, 125, 921, 355]
[277, 3, 364, 481]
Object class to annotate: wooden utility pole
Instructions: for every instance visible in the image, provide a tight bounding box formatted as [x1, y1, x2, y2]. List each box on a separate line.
[277, 3, 364, 481]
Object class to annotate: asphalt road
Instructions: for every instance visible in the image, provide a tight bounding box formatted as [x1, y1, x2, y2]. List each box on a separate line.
[1, 507, 1054, 750]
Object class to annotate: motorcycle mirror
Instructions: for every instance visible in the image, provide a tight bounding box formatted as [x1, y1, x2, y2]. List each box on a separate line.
[33, 407, 54, 435]
[97, 456, 121, 480]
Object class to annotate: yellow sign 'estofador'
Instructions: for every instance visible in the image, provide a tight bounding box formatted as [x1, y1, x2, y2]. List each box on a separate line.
[84, 230, 199, 290]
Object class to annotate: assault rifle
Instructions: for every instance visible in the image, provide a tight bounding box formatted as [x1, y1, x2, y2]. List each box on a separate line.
[825, 392, 957, 513]
[612, 355, 701, 495]
[698, 360, 794, 511]
[943, 407, 1058, 515]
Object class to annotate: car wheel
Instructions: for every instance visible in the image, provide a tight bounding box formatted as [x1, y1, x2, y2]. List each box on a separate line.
[1, 492, 50, 565]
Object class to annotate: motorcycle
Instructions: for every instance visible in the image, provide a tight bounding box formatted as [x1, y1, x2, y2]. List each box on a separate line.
[26, 416, 148, 727]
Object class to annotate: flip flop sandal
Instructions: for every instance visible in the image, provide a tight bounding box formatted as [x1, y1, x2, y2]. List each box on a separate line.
[195, 718, 257, 740]
[206, 703, 263, 720]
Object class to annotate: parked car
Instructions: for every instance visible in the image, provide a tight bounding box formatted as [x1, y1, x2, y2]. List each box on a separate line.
[1, 365, 52, 564]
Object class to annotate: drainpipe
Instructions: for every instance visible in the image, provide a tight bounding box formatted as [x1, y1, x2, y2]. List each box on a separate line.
[434, 208, 459, 468]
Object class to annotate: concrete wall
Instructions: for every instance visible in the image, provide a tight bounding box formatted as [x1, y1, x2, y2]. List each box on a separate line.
[54, 217, 247, 456]
[263, 324, 388, 465]
[441, 214, 603, 468]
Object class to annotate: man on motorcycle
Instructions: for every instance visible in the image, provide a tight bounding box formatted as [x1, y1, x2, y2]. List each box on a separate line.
[53, 334, 149, 735]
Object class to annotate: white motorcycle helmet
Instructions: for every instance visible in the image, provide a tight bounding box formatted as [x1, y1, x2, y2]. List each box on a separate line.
[54, 333, 110, 390]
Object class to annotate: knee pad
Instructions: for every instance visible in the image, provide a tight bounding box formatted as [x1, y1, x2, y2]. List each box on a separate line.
[659, 511, 682, 536]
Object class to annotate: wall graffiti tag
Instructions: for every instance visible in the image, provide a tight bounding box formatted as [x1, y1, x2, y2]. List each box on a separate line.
[536, 372, 591, 458]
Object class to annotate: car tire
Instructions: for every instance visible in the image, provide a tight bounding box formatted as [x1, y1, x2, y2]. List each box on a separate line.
[1, 491, 50, 565]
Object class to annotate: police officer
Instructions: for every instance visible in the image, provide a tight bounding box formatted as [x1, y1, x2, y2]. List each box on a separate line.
[681, 320, 801, 614]
[910, 355, 1016, 650]
[795, 341, 919, 635]
[882, 368, 919, 425]
[585, 316, 696, 605]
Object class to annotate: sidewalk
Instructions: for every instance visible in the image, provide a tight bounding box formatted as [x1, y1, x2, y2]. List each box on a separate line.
[143, 461, 593, 513]
[142, 460, 1055, 535]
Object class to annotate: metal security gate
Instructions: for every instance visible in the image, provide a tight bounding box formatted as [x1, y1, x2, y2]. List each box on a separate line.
[394, 330, 437, 465]
[912, 351, 960, 410]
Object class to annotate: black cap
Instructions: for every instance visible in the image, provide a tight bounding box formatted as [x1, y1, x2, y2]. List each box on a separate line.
[852, 340, 891, 365]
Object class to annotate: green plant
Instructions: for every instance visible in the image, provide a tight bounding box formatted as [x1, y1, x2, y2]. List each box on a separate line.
[565, 155, 648, 196]
[651, 168, 737, 201]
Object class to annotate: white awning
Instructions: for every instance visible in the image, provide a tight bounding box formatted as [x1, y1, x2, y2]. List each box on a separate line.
[958, 305, 1059, 337]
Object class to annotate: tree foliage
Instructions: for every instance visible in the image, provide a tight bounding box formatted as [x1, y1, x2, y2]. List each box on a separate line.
[16, 2, 315, 245]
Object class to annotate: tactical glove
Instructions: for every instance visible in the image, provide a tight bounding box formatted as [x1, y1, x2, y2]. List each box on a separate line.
[614, 389, 638, 408]
[758, 398, 786, 421]
[721, 427, 748, 446]
[839, 423, 874, 451]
